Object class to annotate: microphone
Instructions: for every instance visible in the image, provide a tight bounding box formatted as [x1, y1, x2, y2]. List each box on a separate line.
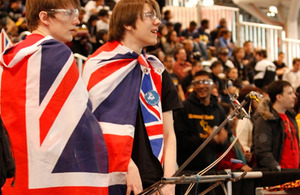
[226, 80, 259, 119]
[231, 91, 262, 119]
[247, 91, 262, 102]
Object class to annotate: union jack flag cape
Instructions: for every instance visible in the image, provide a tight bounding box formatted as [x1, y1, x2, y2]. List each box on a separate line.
[0, 34, 109, 194]
[82, 41, 165, 193]
[0, 28, 12, 54]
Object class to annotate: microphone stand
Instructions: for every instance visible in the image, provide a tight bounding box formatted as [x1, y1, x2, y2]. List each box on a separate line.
[139, 94, 253, 195]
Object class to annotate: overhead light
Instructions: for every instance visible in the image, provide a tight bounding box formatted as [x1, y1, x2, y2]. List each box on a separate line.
[267, 12, 275, 17]
[201, 0, 214, 6]
[267, 5, 277, 17]
[269, 6, 278, 14]
[185, 0, 199, 7]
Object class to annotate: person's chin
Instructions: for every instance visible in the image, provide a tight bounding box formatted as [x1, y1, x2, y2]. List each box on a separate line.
[65, 37, 73, 43]
[197, 92, 208, 98]
[149, 40, 157, 46]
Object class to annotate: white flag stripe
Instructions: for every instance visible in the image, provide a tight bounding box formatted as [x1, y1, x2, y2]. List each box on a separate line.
[99, 122, 135, 138]
[38, 53, 75, 115]
[81, 44, 133, 84]
[88, 61, 137, 112]
[29, 172, 109, 189]
[25, 42, 103, 188]
[108, 172, 127, 186]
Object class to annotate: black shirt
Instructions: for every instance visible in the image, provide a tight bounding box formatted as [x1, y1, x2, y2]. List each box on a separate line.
[131, 70, 182, 188]
[273, 61, 286, 80]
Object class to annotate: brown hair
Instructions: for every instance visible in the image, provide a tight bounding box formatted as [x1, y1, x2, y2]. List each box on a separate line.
[108, 0, 160, 42]
[25, 0, 80, 31]
[232, 46, 243, 57]
[292, 58, 300, 65]
[267, 80, 292, 104]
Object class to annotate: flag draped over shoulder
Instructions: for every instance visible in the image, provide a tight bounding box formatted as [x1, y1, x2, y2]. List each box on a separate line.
[82, 41, 165, 193]
[0, 34, 109, 194]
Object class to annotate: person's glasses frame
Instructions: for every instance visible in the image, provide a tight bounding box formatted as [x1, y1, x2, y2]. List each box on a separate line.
[143, 10, 157, 20]
[192, 79, 213, 86]
[47, 8, 79, 20]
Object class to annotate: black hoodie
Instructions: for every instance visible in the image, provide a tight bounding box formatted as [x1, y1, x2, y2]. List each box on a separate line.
[174, 91, 230, 171]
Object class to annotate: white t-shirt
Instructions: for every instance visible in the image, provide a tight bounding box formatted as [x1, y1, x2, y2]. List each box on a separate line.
[282, 69, 300, 89]
[254, 59, 277, 80]
[96, 20, 109, 31]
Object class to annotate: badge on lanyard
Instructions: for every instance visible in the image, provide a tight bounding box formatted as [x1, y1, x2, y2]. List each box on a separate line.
[145, 90, 160, 106]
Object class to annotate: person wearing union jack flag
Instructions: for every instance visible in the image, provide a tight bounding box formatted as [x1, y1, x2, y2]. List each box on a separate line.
[82, 0, 182, 194]
[0, 0, 109, 194]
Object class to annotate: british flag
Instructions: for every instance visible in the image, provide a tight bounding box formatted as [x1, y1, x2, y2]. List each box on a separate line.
[0, 34, 109, 194]
[82, 41, 164, 193]
[0, 28, 12, 53]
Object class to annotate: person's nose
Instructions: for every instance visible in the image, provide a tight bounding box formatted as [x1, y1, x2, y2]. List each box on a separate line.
[154, 17, 161, 26]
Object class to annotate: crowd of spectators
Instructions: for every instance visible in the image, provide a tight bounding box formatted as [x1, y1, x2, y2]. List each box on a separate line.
[1, 0, 300, 178]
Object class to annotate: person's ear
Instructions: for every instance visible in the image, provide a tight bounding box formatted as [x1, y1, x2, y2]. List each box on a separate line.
[276, 93, 283, 102]
[124, 25, 133, 31]
[38, 11, 50, 26]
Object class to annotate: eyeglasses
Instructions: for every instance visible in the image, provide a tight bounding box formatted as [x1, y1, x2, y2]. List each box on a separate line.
[47, 8, 79, 20]
[192, 79, 213, 86]
[143, 10, 157, 20]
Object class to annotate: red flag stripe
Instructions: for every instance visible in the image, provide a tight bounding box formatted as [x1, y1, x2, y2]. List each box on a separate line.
[87, 58, 133, 91]
[139, 93, 161, 120]
[145, 124, 164, 136]
[39, 60, 79, 145]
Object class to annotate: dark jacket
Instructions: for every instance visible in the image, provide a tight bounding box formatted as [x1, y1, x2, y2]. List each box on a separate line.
[174, 91, 230, 171]
[252, 98, 299, 170]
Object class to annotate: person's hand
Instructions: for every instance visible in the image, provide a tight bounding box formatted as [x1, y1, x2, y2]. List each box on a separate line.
[154, 184, 175, 195]
[244, 151, 252, 163]
[126, 159, 143, 195]
[242, 59, 249, 65]
[241, 165, 252, 172]
[213, 127, 228, 144]
[227, 86, 237, 94]
[183, 66, 192, 73]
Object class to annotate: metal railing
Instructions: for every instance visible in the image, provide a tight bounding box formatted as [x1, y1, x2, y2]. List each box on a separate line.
[73, 4, 300, 71]
[74, 53, 87, 75]
[162, 5, 199, 29]
[161, 4, 300, 67]
[238, 20, 283, 62]
[282, 38, 300, 67]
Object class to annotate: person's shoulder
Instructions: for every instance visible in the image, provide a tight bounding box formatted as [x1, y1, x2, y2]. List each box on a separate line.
[283, 69, 292, 75]
[19, 34, 71, 55]
[192, 32, 200, 39]
[41, 37, 72, 53]
[181, 28, 188, 33]
[173, 60, 180, 66]
[88, 41, 119, 59]
[255, 59, 265, 66]
[269, 60, 276, 67]
[182, 96, 194, 108]
[286, 109, 297, 118]
[185, 61, 192, 66]
[225, 59, 234, 68]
